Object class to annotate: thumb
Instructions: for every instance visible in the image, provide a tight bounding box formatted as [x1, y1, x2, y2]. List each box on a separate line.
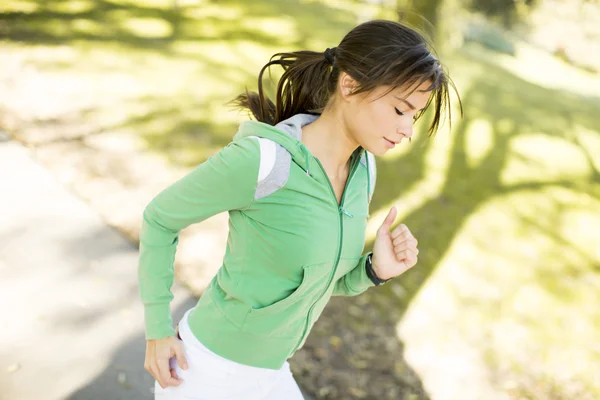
[379, 206, 397, 232]
[173, 342, 188, 370]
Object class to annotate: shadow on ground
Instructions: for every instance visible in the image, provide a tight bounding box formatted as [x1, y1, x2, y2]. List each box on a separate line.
[67, 299, 197, 400]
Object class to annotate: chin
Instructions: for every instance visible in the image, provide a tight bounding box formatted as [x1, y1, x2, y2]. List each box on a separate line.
[358, 137, 390, 156]
[362, 145, 387, 157]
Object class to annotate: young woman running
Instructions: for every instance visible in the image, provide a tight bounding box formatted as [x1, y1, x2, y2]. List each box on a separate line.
[139, 18, 458, 400]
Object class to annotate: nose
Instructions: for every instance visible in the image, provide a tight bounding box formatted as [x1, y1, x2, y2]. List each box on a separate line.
[398, 125, 413, 138]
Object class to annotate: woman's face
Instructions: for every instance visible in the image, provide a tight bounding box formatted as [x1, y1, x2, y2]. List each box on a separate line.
[340, 75, 432, 156]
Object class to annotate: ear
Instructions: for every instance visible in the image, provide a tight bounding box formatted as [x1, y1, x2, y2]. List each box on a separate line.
[338, 72, 359, 101]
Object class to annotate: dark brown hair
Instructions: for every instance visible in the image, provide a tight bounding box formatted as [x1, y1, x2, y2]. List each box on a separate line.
[231, 19, 461, 135]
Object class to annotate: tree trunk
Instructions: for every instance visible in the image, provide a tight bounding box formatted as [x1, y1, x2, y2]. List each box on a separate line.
[396, 0, 461, 55]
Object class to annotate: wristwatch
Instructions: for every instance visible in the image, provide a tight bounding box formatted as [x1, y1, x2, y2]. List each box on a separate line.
[365, 253, 392, 286]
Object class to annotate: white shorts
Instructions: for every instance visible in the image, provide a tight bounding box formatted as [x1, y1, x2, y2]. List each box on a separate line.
[153, 309, 305, 400]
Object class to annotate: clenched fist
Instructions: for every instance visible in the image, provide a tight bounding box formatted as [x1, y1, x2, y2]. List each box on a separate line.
[371, 206, 419, 281]
[144, 335, 188, 389]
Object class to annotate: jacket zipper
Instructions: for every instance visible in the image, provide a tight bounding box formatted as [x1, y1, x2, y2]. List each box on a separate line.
[292, 149, 362, 352]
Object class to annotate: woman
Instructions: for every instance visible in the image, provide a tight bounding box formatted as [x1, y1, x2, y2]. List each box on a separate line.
[139, 19, 458, 399]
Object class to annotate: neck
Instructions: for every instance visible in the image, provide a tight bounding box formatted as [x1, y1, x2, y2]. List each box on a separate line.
[300, 107, 359, 176]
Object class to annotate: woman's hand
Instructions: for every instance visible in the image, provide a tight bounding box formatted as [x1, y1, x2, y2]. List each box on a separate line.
[371, 206, 419, 281]
[144, 335, 188, 389]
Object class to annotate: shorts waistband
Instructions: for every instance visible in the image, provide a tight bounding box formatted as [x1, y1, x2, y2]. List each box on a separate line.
[177, 308, 288, 379]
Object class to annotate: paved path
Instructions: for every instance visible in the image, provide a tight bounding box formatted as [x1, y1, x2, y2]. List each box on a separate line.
[0, 139, 196, 399]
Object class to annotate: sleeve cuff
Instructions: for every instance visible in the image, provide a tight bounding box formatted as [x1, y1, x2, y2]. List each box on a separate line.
[143, 303, 176, 340]
[351, 252, 377, 292]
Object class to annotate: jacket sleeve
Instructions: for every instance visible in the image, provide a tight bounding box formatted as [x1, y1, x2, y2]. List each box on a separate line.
[332, 253, 376, 296]
[138, 137, 260, 340]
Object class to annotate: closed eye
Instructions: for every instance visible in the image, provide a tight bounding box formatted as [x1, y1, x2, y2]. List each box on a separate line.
[396, 107, 425, 120]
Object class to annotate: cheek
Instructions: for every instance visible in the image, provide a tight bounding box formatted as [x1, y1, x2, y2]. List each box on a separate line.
[344, 100, 393, 144]
[357, 112, 385, 142]
[396, 116, 413, 131]
[369, 105, 397, 136]
[359, 103, 388, 129]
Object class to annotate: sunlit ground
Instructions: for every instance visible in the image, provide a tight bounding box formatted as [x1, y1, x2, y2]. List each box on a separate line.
[1, 0, 599, 398]
[369, 42, 600, 398]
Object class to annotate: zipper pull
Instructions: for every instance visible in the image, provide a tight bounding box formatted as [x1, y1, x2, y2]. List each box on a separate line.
[339, 207, 354, 218]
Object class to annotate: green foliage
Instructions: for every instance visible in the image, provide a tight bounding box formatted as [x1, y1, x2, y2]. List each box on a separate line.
[463, 20, 516, 55]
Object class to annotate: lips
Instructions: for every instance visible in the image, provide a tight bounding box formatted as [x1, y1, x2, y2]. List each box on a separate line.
[384, 138, 396, 148]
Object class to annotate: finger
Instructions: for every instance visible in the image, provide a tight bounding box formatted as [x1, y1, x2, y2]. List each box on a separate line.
[161, 373, 183, 388]
[397, 224, 414, 239]
[396, 258, 409, 271]
[379, 206, 398, 232]
[157, 358, 181, 388]
[405, 247, 418, 262]
[393, 229, 416, 244]
[151, 364, 172, 389]
[391, 224, 409, 240]
[407, 253, 418, 268]
[173, 343, 189, 371]
[170, 367, 184, 382]
[403, 246, 419, 260]
[393, 240, 418, 254]
[395, 249, 409, 262]
[404, 247, 419, 267]
[392, 230, 411, 245]
[395, 247, 419, 262]
[149, 364, 167, 389]
[392, 235, 418, 248]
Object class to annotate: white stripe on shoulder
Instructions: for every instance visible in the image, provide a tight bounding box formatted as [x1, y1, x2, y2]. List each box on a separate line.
[246, 136, 276, 183]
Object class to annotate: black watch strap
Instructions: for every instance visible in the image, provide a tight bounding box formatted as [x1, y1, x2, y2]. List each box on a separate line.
[365, 253, 391, 286]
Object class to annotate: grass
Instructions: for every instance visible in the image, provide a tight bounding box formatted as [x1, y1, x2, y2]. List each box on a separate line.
[364, 41, 600, 398]
[1, 0, 599, 398]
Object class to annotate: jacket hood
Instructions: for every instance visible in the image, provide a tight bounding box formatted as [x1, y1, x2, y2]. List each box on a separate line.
[234, 114, 319, 174]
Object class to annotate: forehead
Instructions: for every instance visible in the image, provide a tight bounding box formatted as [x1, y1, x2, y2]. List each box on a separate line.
[367, 80, 431, 104]
[389, 80, 432, 99]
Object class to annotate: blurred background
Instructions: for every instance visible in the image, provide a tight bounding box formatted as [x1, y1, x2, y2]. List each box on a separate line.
[1, 0, 599, 399]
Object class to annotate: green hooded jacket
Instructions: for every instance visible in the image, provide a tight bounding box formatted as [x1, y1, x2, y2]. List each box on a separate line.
[138, 113, 377, 369]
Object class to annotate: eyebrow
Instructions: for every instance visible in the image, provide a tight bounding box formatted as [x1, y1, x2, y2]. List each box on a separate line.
[393, 95, 427, 112]
[393, 96, 416, 110]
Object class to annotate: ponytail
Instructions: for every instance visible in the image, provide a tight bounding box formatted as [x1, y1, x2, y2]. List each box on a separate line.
[231, 49, 339, 125]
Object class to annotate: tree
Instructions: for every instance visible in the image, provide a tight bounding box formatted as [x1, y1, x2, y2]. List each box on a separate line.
[396, 0, 462, 55]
